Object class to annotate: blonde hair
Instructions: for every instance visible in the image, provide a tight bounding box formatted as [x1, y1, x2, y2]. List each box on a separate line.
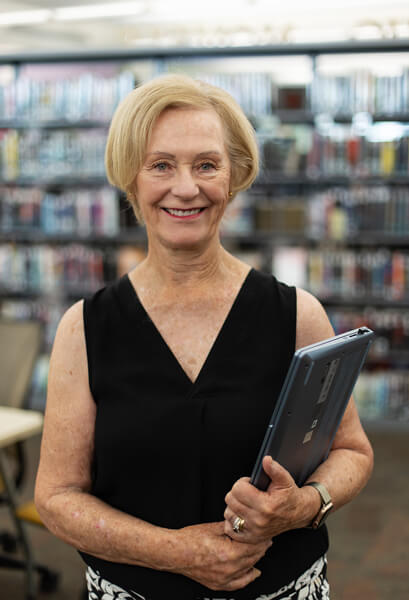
[105, 73, 259, 220]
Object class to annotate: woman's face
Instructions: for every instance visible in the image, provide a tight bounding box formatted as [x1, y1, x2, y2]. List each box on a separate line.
[136, 107, 231, 250]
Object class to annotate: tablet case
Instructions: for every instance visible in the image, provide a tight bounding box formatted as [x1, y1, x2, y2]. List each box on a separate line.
[250, 327, 374, 490]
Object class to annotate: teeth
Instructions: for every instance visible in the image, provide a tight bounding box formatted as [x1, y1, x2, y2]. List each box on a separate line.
[167, 208, 201, 216]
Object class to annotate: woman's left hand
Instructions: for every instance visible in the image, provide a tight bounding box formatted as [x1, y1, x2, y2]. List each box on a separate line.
[224, 456, 314, 544]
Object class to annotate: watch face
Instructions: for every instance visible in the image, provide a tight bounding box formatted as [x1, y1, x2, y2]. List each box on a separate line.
[313, 501, 334, 529]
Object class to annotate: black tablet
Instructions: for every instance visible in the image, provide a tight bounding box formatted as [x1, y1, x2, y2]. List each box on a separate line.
[250, 327, 374, 490]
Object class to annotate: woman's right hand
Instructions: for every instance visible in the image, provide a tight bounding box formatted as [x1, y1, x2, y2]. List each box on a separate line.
[173, 521, 272, 591]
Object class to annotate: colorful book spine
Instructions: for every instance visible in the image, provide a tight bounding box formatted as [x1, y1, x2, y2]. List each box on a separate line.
[312, 68, 409, 115]
[273, 246, 409, 301]
[327, 307, 409, 357]
[0, 129, 108, 180]
[354, 371, 409, 422]
[0, 186, 119, 236]
[0, 71, 135, 121]
[0, 243, 106, 294]
[307, 185, 409, 238]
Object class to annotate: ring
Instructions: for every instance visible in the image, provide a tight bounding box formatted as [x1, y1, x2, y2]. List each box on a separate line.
[233, 516, 245, 533]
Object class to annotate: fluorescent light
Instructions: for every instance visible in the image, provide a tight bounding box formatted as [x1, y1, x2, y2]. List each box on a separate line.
[0, 10, 51, 26]
[54, 1, 145, 21]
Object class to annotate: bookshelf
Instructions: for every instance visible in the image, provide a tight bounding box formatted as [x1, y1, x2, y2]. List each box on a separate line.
[1, 41, 409, 426]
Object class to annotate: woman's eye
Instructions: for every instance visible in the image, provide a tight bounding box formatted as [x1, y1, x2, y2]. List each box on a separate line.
[153, 162, 170, 171]
[199, 162, 216, 171]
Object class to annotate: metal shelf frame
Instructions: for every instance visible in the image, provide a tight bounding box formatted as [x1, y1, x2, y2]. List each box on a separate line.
[1, 39, 409, 65]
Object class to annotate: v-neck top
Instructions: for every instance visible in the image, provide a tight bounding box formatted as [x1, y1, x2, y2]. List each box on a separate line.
[80, 268, 328, 599]
[125, 267, 253, 387]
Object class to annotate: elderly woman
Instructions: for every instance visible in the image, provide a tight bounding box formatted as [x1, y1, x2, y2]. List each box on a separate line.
[35, 74, 373, 600]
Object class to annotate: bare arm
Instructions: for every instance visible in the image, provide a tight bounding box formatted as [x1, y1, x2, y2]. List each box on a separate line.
[35, 300, 270, 591]
[224, 288, 374, 542]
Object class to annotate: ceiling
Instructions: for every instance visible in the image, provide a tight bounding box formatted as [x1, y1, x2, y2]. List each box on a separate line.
[0, 0, 409, 53]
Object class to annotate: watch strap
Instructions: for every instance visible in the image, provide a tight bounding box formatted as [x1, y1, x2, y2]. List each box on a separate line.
[304, 481, 333, 529]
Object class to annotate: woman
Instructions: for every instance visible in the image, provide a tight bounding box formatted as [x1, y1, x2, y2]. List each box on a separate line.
[35, 74, 374, 600]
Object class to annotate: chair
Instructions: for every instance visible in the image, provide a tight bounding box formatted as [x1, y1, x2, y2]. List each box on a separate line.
[0, 319, 59, 599]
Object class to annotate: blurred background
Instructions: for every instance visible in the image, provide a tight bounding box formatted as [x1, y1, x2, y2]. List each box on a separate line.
[0, 1, 408, 599]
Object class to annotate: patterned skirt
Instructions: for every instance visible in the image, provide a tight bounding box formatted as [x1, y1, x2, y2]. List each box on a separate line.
[85, 555, 330, 600]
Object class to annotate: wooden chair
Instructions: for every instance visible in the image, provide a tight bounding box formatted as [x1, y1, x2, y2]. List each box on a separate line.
[0, 319, 59, 599]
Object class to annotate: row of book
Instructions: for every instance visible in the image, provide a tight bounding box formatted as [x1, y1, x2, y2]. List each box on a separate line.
[2, 68, 409, 123]
[308, 185, 409, 239]
[3, 239, 408, 304]
[0, 243, 108, 294]
[0, 244, 147, 346]
[0, 71, 135, 122]
[306, 130, 409, 178]
[328, 307, 409, 358]
[252, 196, 306, 235]
[0, 186, 120, 237]
[197, 72, 275, 116]
[2, 184, 408, 241]
[0, 129, 107, 180]
[354, 371, 409, 423]
[273, 247, 409, 301]
[223, 186, 409, 238]
[192, 69, 409, 118]
[312, 70, 409, 116]
[1, 125, 409, 183]
[258, 128, 409, 177]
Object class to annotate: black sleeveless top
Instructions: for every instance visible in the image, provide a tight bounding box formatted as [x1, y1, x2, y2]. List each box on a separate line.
[80, 268, 328, 599]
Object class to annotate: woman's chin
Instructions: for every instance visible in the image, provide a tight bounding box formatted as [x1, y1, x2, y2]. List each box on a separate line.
[155, 229, 217, 251]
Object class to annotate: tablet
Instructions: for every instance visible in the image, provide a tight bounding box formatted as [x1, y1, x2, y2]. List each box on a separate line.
[250, 327, 374, 490]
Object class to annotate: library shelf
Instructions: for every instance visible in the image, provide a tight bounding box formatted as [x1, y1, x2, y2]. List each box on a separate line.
[3, 174, 409, 189]
[367, 351, 409, 365]
[0, 176, 109, 187]
[1, 40, 409, 423]
[2, 113, 406, 133]
[331, 234, 409, 248]
[362, 419, 409, 432]
[0, 119, 109, 130]
[274, 111, 409, 125]
[324, 113, 409, 124]
[313, 292, 409, 308]
[0, 288, 103, 301]
[255, 175, 409, 187]
[0, 230, 146, 245]
[2, 229, 408, 249]
[319, 296, 409, 308]
[1, 38, 409, 65]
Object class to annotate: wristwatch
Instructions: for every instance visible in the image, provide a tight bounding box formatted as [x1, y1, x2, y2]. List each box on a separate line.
[304, 481, 333, 529]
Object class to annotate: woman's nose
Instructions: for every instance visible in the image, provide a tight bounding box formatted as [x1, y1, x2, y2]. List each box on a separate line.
[171, 169, 199, 199]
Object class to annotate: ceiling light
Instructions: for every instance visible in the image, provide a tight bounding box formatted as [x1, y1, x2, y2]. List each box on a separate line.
[0, 10, 51, 26]
[54, 1, 145, 21]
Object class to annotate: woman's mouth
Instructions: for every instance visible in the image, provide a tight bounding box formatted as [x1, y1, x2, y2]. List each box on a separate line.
[162, 207, 205, 219]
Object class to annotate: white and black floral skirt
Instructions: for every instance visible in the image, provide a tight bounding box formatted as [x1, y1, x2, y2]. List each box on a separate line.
[85, 555, 329, 600]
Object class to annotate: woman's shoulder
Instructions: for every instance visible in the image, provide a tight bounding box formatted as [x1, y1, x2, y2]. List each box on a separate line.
[53, 300, 85, 352]
[295, 287, 334, 350]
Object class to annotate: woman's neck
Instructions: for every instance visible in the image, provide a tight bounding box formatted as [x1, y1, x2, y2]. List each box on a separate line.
[132, 237, 243, 296]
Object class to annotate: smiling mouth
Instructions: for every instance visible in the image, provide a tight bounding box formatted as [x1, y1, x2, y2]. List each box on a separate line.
[162, 207, 205, 217]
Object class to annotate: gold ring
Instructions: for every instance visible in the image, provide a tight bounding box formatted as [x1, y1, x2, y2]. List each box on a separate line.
[233, 516, 245, 533]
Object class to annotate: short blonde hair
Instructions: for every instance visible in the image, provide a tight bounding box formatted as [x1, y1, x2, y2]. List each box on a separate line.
[105, 73, 259, 220]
